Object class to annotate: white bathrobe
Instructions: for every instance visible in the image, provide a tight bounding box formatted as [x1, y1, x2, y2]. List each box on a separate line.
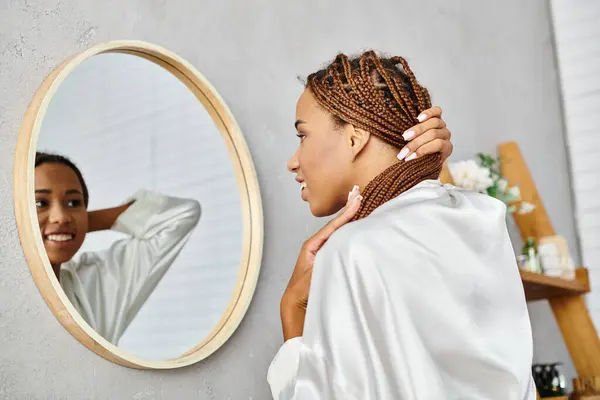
[268, 180, 535, 400]
[59, 189, 201, 344]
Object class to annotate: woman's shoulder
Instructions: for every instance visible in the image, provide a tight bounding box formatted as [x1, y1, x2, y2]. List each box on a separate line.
[61, 248, 112, 274]
[326, 201, 419, 247]
[317, 215, 400, 269]
[317, 183, 510, 270]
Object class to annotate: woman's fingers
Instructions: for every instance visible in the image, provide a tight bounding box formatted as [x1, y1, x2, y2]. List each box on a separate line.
[398, 105, 452, 161]
[398, 128, 451, 161]
[401, 117, 447, 142]
[440, 140, 453, 162]
[402, 139, 449, 162]
[416, 106, 442, 122]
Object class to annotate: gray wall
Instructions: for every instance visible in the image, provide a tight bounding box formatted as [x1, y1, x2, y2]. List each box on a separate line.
[0, 0, 579, 398]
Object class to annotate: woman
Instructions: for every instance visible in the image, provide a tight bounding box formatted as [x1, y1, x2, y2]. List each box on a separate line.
[268, 52, 534, 399]
[34, 152, 201, 344]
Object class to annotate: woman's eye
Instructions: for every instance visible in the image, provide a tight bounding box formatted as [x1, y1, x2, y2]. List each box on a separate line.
[35, 200, 47, 208]
[296, 134, 306, 142]
[67, 199, 83, 208]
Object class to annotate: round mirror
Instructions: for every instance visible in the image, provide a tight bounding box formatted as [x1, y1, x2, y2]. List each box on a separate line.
[13, 41, 263, 368]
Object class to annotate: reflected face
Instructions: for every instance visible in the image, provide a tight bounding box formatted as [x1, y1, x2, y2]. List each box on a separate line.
[35, 163, 88, 267]
[287, 90, 353, 217]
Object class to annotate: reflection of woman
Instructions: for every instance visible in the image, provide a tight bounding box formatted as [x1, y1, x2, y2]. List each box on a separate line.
[34, 152, 201, 344]
[268, 52, 534, 399]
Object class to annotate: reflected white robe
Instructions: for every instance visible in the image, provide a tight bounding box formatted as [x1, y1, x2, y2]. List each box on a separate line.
[268, 180, 535, 400]
[59, 189, 201, 344]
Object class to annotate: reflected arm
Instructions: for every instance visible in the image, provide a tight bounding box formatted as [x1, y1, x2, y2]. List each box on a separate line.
[111, 189, 201, 247]
[79, 190, 202, 343]
[87, 202, 134, 233]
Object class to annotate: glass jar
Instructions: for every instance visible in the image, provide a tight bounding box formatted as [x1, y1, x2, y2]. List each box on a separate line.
[522, 237, 543, 274]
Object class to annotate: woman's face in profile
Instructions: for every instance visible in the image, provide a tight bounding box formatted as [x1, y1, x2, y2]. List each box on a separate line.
[34, 163, 88, 266]
[288, 89, 354, 217]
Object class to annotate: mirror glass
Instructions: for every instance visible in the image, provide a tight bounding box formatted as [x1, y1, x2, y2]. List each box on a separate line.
[35, 53, 244, 360]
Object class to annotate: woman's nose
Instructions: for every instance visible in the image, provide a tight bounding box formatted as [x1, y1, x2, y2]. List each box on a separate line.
[287, 151, 299, 173]
[48, 204, 71, 225]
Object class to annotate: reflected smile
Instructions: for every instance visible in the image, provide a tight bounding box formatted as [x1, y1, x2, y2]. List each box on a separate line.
[46, 234, 74, 242]
[44, 233, 77, 248]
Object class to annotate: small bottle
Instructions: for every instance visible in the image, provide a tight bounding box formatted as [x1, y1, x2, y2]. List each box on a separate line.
[549, 363, 566, 396]
[522, 237, 543, 274]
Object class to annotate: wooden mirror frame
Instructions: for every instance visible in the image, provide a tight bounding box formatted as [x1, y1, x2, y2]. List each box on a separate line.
[12, 40, 264, 369]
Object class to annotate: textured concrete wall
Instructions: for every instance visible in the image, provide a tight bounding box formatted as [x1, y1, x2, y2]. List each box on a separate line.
[0, 0, 578, 398]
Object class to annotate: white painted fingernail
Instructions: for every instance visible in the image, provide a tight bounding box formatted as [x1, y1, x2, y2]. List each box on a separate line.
[352, 185, 359, 192]
[354, 195, 363, 203]
[348, 186, 359, 200]
[397, 148, 409, 160]
[417, 113, 427, 122]
[405, 153, 417, 161]
[402, 130, 415, 141]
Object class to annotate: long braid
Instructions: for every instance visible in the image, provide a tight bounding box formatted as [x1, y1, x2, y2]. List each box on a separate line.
[306, 51, 442, 220]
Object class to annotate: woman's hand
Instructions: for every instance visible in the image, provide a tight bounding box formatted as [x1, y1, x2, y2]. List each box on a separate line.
[397, 106, 453, 162]
[280, 187, 363, 341]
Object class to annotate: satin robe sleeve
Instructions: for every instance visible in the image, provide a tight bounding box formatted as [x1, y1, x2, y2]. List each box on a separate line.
[65, 189, 201, 343]
[268, 235, 385, 400]
[108, 189, 201, 327]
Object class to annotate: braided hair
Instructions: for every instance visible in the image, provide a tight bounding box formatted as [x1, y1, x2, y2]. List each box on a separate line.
[306, 51, 442, 220]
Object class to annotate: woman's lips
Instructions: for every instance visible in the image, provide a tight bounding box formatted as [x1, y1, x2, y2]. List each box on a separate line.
[44, 233, 76, 248]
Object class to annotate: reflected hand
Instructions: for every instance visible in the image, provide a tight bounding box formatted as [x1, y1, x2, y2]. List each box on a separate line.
[280, 187, 363, 341]
[397, 106, 453, 162]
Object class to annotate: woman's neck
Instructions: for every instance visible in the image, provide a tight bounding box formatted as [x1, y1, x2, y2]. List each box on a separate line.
[351, 152, 443, 221]
[52, 264, 61, 281]
[353, 144, 400, 191]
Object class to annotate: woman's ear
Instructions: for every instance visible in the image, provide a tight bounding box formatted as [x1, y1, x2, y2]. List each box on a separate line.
[346, 126, 370, 161]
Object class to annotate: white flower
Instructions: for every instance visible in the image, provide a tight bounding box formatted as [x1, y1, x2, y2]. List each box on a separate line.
[449, 159, 494, 193]
[508, 186, 520, 198]
[518, 201, 536, 214]
[496, 178, 508, 193]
